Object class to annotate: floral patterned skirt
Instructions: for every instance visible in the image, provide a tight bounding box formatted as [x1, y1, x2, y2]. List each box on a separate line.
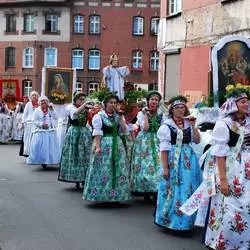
[205, 150, 250, 249]
[58, 126, 92, 183]
[83, 136, 131, 202]
[0, 113, 11, 143]
[130, 131, 161, 194]
[11, 113, 23, 141]
[154, 145, 201, 230]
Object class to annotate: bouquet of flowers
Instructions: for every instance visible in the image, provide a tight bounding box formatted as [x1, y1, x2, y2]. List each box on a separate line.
[50, 91, 67, 104]
[225, 83, 250, 98]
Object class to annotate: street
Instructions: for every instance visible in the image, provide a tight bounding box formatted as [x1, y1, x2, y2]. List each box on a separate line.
[0, 144, 206, 250]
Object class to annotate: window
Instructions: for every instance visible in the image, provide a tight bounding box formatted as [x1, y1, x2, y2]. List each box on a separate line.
[75, 82, 83, 92]
[44, 47, 57, 66]
[88, 82, 99, 94]
[88, 49, 100, 70]
[6, 14, 16, 32]
[150, 51, 159, 71]
[133, 16, 144, 36]
[150, 17, 159, 35]
[132, 50, 142, 70]
[45, 14, 58, 32]
[74, 15, 84, 33]
[5, 47, 16, 67]
[24, 14, 34, 32]
[89, 15, 100, 34]
[169, 0, 182, 15]
[23, 80, 32, 96]
[72, 49, 84, 69]
[23, 47, 34, 68]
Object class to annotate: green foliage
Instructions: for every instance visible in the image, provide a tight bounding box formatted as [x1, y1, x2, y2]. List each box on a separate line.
[124, 89, 148, 102]
[89, 88, 110, 102]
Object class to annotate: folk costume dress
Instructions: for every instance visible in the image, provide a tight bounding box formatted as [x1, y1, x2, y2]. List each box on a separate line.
[154, 118, 202, 230]
[58, 104, 92, 183]
[11, 103, 25, 141]
[83, 111, 131, 202]
[130, 111, 164, 196]
[27, 107, 60, 165]
[0, 104, 10, 143]
[202, 117, 250, 250]
[22, 101, 38, 156]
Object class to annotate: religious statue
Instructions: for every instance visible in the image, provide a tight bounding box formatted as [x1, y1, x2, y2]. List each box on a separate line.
[102, 54, 130, 101]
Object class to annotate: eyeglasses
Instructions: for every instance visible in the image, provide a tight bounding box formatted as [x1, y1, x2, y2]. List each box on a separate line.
[173, 105, 185, 110]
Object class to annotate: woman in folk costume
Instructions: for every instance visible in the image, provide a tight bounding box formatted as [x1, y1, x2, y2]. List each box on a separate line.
[21, 91, 39, 156]
[83, 93, 131, 202]
[154, 95, 201, 231]
[130, 91, 164, 202]
[0, 97, 10, 143]
[58, 92, 92, 189]
[187, 84, 249, 250]
[27, 96, 60, 169]
[12, 96, 28, 141]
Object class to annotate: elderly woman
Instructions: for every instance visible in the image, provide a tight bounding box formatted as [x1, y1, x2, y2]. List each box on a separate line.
[58, 92, 92, 189]
[27, 96, 60, 169]
[22, 91, 39, 156]
[130, 91, 164, 202]
[83, 93, 131, 202]
[198, 85, 250, 249]
[154, 95, 201, 231]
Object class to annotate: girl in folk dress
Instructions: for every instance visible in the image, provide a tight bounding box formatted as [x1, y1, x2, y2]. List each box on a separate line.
[0, 98, 10, 143]
[27, 96, 60, 169]
[22, 91, 39, 156]
[201, 87, 250, 249]
[12, 97, 28, 141]
[130, 91, 164, 202]
[154, 95, 201, 231]
[58, 93, 92, 189]
[83, 93, 131, 202]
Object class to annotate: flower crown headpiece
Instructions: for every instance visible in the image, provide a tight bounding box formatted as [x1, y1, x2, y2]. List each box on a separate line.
[225, 83, 250, 99]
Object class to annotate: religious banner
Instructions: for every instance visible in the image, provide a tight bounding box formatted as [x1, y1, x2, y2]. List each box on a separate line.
[41, 67, 76, 104]
[0, 79, 20, 109]
[212, 35, 250, 105]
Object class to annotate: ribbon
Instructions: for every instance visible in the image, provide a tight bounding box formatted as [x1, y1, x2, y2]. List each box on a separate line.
[162, 127, 183, 215]
[111, 118, 119, 189]
[180, 126, 245, 217]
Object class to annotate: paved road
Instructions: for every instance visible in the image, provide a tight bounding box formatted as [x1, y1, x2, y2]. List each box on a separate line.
[0, 144, 206, 250]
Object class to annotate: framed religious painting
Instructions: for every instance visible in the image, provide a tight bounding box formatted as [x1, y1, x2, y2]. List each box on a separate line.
[42, 67, 75, 104]
[211, 35, 250, 106]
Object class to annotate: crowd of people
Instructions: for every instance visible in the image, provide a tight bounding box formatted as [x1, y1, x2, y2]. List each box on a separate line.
[1, 83, 249, 250]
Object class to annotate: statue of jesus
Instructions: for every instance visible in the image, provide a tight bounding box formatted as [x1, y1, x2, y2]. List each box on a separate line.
[103, 54, 130, 101]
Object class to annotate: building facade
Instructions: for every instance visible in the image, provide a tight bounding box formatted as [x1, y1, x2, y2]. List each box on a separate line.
[0, 0, 160, 98]
[158, 0, 250, 104]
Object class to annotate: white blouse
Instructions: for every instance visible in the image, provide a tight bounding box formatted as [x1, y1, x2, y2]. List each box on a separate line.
[157, 118, 193, 152]
[22, 102, 36, 124]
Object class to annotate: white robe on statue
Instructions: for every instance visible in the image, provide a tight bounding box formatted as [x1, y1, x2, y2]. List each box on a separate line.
[27, 108, 60, 165]
[103, 66, 130, 100]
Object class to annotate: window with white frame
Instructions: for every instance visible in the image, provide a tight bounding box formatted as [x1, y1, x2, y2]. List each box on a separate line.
[89, 15, 100, 34]
[169, 0, 182, 15]
[88, 49, 100, 70]
[75, 82, 83, 92]
[23, 80, 32, 96]
[6, 14, 16, 32]
[5, 47, 16, 67]
[74, 15, 84, 33]
[150, 17, 159, 35]
[150, 51, 159, 71]
[45, 14, 58, 32]
[44, 47, 57, 66]
[72, 49, 84, 69]
[88, 82, 99, 94]
[24, 14, 34, 32]
[132, 50, 142, 70]
[23, 47, 34, 68]
[133, 16, 144, 35]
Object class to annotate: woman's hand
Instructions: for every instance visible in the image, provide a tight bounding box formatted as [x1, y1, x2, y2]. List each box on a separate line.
[142, 107, 150, 115]
[163, 168, 170, 180]
[220, 179, 230, 196]
[95, 146, 102, 155]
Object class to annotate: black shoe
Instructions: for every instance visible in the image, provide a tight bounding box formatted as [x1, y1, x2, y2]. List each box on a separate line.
[41, 164, 47, 169]
[75, 183, 81, 189]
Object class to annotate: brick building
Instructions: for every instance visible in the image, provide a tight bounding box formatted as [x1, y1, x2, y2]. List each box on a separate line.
[158, 0, 249, 104]
[0, 0, 160, 98]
